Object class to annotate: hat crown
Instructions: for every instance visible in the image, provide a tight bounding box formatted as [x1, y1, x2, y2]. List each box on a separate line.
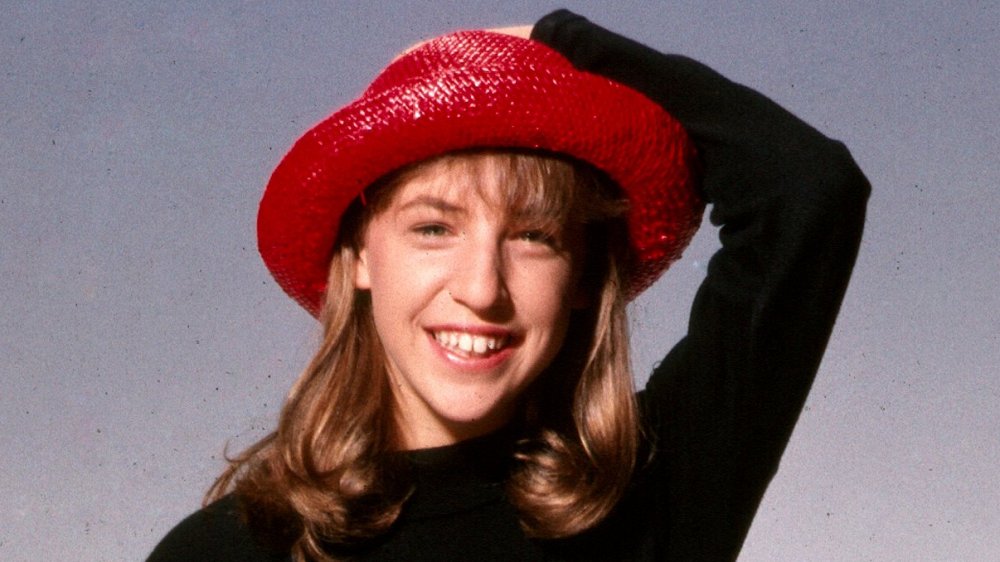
[367, 32, 561, 98]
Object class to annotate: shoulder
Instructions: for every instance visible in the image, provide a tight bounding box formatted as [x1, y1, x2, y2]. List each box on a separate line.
[147, 494, 289, 562]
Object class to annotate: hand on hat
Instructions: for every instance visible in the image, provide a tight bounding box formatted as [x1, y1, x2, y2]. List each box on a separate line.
[394, 25, 532, 62]
[485, 25, 532, 39]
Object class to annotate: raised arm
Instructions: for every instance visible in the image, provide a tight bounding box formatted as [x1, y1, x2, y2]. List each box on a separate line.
[533, 9, 870, 559]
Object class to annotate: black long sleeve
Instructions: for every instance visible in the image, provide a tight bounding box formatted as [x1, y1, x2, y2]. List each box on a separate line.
[534, 9, 871, 561]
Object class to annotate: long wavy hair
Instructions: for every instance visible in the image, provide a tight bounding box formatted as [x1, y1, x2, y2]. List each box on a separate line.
[208, 150, 639, 561]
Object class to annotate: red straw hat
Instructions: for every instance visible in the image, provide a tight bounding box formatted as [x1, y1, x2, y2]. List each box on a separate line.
[258, 30, 702, 317]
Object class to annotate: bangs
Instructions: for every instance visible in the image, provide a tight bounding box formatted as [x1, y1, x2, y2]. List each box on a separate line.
[361, 150, 627, 235]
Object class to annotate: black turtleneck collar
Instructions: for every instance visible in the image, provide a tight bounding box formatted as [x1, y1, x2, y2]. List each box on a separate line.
[398, 426, 519, 519]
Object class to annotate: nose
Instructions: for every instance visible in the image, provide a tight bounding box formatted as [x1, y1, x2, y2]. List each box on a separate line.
[448, 237, 510, 315]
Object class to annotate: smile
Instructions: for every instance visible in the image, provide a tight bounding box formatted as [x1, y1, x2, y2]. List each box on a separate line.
[432, 330, 509, 357]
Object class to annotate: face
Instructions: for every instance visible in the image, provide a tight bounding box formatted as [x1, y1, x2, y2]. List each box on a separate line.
[353, 158, 587, 449]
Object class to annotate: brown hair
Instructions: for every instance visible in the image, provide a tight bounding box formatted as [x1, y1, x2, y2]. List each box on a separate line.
[208, 151, 639, 560]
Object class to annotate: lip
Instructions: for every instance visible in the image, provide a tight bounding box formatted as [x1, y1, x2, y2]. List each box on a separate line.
[424, 324, 519, 373]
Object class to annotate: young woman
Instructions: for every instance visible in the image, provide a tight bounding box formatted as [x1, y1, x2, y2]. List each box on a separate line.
[149, 9, 869, 562]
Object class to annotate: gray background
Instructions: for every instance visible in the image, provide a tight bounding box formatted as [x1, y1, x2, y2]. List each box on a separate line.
[2, 1, 997, 560]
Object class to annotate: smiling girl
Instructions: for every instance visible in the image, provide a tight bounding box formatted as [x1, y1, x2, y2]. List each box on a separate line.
[150, 9, 869, 562]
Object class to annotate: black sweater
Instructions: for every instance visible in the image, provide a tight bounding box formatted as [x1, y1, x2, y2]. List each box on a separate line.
[148, 9, 870, 562]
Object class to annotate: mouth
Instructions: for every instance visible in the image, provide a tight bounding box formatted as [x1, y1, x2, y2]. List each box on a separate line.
[431, 329, 511, 359]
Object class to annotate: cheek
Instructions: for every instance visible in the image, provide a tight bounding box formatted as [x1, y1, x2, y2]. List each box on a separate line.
[513, 259, 578, 326]
[357, 225, 409, 292]
[364, 243, 446, 322]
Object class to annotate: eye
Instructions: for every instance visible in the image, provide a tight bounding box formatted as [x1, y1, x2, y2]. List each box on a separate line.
[517, 229, 557, 246]
[414, 223, 448, 237]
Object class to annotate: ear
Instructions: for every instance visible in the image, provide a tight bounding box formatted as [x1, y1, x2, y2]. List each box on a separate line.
[352, 246, 371, 289]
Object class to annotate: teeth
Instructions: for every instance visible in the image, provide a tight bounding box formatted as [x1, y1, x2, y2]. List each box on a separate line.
[473, 337, 487, 354]
[434, 331, 506, 356]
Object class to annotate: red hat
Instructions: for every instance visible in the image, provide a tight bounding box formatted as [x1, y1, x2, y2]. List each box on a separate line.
[258, 30, 702, 317]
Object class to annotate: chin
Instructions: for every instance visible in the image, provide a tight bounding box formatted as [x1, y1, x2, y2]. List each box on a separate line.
[434, 398, 515, 435]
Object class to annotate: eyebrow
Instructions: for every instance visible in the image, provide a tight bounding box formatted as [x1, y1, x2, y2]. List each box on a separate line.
[395, 195, 466, 215]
